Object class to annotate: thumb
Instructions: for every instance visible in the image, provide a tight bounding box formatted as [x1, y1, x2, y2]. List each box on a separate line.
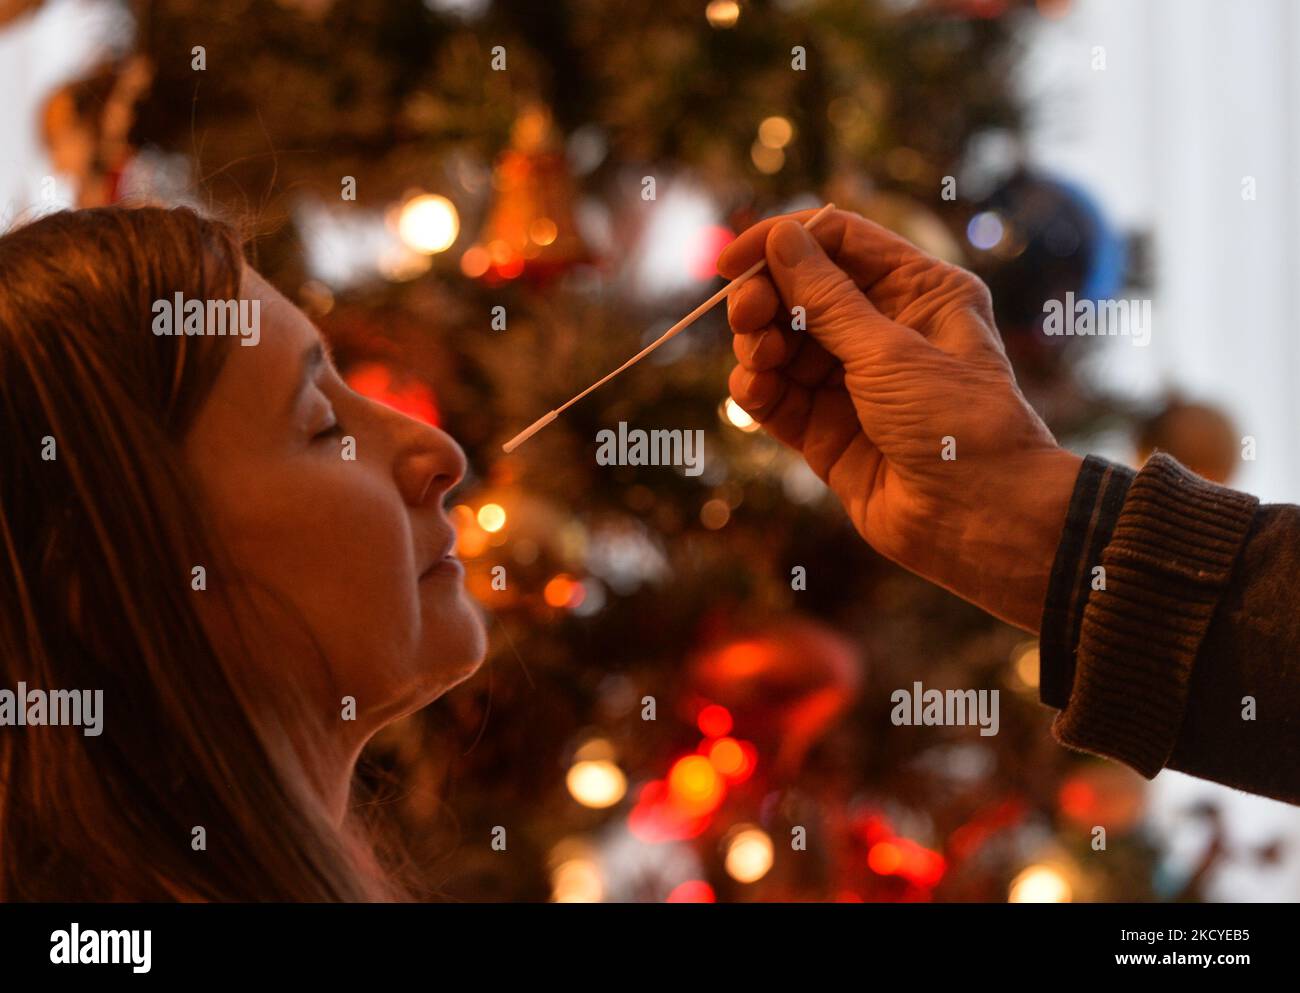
[765, 219, 924, 370]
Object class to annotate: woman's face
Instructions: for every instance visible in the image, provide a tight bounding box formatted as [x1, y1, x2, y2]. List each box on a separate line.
[183, 266, 486, 735]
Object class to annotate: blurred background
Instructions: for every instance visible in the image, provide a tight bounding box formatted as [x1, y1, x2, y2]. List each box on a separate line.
[2, 0, 1296, 901]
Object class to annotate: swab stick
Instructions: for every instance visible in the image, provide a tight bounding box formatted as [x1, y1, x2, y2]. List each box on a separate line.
[501, 202, 837, 454]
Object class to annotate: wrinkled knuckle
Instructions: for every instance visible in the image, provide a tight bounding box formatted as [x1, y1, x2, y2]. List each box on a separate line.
[955, 271, 994, 314]
[800, 266, 861, 321]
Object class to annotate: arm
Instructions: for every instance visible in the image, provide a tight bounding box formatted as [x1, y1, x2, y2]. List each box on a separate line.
[1041, 452, 1300, 805]
[719, 207, 1300, 806]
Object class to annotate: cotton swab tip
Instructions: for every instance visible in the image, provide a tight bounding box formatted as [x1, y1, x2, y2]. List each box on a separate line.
[502, 410, 558, 453]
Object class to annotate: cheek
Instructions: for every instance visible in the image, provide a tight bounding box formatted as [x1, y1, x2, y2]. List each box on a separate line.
[214, 461, 423, 675]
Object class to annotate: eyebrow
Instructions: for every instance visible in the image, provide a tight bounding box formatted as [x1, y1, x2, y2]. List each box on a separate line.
[285, 339, 332, 418]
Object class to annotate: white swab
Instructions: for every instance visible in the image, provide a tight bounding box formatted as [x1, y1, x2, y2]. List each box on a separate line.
[501, 202, 837, 454]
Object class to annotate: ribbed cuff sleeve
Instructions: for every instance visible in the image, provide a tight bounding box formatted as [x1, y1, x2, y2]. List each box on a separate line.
[1039, 455, 1135, 709]
[1050, 453, 1259, 777]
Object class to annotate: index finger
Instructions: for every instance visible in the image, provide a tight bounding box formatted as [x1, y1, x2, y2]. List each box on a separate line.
[716, 206, 934, 295]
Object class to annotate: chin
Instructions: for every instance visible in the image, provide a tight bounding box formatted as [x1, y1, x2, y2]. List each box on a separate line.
[386, 652, 484, 724]
[421, 614, 489, 693]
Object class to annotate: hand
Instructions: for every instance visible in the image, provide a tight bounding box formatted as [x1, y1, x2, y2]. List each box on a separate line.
[717, 208, 1083, 632]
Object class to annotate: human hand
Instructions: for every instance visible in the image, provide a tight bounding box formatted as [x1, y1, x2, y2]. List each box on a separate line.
[717, 208, 1083, 632]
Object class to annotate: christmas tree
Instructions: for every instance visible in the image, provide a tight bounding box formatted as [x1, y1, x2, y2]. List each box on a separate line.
[114, 0, 1158, 902]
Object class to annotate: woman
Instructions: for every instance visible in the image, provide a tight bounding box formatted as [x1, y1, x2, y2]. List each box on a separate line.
[5, 202, 1295, 904]
[0, 206, 486, 900]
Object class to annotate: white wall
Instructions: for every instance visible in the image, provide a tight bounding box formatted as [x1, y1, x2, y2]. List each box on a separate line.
[1023, 0, 1300, 505]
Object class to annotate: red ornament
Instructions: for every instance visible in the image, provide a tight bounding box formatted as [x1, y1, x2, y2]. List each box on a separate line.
[687, 616, 864, 779]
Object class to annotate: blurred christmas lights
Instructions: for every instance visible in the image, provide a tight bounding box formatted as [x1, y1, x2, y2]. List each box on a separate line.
[723, 826, 774, 883]
[395, 193, 460, 254]
[1008, 864, 1073, 903]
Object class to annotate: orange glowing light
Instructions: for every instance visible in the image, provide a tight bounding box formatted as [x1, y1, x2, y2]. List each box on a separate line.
[868, 842, 902, 875]
[707, 737, 751, 780]
[550, 854, 603, 903]
[496, 255, 525, 280]
[868, 837, 946, 887]
[901, 843, 947, 888]
[466, 572, 496, 600]
[450, 505, 488, 558]
[714, 641, 770, 680]
[544, 574, 585, 609]
[457, 529, 488, 558]
[700, 497, 730, 529]
[1058, 780, 1096, 820]
[529, 217, 558, 246]
[696, 703, 733, 738]
[460, 245, 490, 278]
[628, 780, 711, 843]
[667, 754, 724, 817]
[705, 0, 740, 28]
[695, 736, 756, 782]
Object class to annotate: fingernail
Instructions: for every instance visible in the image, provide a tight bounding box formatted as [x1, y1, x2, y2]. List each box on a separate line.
[771, 221, 815, 267]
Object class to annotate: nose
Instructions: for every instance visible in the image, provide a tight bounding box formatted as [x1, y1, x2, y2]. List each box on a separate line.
[395, 422, 467, 509]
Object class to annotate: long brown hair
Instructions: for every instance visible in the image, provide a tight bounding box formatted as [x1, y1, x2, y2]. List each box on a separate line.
[0, 206, 408, 901]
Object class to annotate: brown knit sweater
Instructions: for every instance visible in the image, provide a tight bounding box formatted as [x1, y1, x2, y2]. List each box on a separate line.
[1038, 452, 1300, 806]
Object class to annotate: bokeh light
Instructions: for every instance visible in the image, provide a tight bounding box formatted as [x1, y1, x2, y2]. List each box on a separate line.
[751, 141, 784, 174]
[700, 498, 731, 529]
[721, 396, 760, 431]
[724, 826, 774, 883]
[396, 193, 459, 254]
[528, 217, 558, 245]
[566, 758, 627, 809]
[544, 573, 586, 609]
[758, 115, 794, 149]
[667, 880, 716, 903]
[667, 754, 724, 816]
[705, 0, 740, 28]
[550, 856, 603, 903]
[477, 503, 507, 533]
[697, 703, 733, 738]
[1008, 864, 1073, 903]
[707, 737, 756, 783]
[966, 210, 1004, 251]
